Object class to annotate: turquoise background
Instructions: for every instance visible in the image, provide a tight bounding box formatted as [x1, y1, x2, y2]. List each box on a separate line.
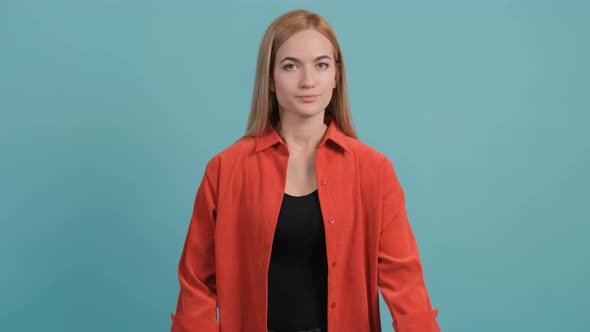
[1, 1, 588, 331]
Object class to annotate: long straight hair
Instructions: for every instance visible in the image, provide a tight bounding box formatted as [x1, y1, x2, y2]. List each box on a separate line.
[243, 9, 358, 139]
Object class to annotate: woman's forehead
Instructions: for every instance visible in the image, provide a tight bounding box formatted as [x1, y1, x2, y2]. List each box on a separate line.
[276, 30, 334, 59]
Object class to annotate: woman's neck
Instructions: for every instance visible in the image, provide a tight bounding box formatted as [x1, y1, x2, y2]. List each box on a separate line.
[275, 110, 328, 151]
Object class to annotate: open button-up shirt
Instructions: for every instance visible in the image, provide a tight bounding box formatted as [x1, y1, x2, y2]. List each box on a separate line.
[170, 114, 441, 332]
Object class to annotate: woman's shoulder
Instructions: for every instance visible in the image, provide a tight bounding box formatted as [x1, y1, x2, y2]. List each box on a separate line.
[345, 137, 403, 193]
[203, 135, 256, 169]
[218, 135, 255, 157]
[345, 135, 395, 167]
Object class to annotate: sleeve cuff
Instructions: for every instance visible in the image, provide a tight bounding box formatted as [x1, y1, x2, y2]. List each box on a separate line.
[170, 313, 219, 332]
[393, 308, 440, 332]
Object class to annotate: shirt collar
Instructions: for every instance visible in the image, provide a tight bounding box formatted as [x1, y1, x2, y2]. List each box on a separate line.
[255, 113, 350, 153]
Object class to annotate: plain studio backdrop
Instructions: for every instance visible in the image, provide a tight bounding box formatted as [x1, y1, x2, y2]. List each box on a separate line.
[0, 1, 588, 331]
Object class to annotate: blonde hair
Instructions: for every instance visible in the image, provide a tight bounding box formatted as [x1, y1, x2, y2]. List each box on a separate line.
[243, 9, 358, 139]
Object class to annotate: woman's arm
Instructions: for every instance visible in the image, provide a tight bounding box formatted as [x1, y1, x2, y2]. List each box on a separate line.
[378, 156, 441, 332]
[170, 156, 220, 332]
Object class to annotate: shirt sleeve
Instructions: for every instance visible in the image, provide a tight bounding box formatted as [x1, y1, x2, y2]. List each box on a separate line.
[378, 156, 441, 332]
[170, 156, 220, 332]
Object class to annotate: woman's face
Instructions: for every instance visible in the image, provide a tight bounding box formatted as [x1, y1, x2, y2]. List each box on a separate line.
[271, 29, 337, 119]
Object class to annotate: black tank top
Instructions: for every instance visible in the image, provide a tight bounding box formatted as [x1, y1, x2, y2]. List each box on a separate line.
[267, 189, 328, 331]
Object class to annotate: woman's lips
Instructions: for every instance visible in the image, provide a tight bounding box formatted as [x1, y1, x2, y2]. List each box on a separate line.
[297, 95, 319, 102]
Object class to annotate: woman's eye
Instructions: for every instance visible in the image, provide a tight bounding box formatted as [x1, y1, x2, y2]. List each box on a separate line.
[283, 63, 329, 70]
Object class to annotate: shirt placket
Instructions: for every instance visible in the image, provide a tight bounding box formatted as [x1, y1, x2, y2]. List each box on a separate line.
[315, 147, 339, 331]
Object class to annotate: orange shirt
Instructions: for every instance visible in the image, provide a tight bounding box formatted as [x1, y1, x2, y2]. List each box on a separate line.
[170, 114, 441, 332]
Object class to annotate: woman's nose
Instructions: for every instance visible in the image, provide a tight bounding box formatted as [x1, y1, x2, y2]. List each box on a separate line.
[300, 68, 316, 88]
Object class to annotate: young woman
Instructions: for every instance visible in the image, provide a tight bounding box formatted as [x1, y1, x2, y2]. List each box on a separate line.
[170, 9, 440, 332]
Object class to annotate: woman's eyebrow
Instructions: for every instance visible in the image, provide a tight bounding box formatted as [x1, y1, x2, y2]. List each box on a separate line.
[279, 55, 332, 64]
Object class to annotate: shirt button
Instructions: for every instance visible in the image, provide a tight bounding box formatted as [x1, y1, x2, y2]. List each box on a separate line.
[329, 218, 335, 224]
[331, 261, 336, 268]
[320, 180, 327, 186]
[331, 302, 336, 309]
